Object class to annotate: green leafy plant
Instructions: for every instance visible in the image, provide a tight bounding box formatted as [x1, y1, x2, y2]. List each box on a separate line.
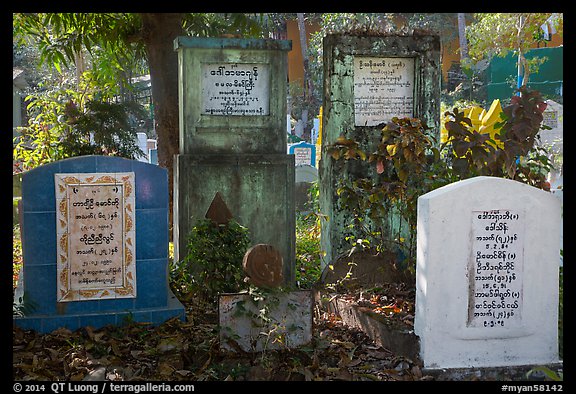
[58, 99, 146, 159]
[326, 87, 554, 274]
[295, 182, 324, 289]
[170, 219, 251, 303]
[526, 366, 563, 381]
[327, 116, 440, 272]
[13, 74, 145, 173]
[295, 213, 323, 289]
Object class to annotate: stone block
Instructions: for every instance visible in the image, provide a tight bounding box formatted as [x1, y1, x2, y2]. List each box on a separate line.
[219, 290, 313, 352]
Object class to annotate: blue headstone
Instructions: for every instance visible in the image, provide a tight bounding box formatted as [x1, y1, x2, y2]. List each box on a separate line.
[13, 155, 185, 333]
[288, 141, 316, 167]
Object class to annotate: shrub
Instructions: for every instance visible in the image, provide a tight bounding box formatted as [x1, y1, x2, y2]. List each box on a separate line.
[170, 219, 251, 303]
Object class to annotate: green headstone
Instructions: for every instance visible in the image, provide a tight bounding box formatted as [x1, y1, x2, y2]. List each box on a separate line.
[319, 33, 441, 266]
[173, 37, 295, 284]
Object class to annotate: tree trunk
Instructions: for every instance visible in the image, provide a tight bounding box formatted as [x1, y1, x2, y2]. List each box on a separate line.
[139, 13, 184, 237]
[74, 50, 86, 90]
[297, 13, 312, 141]
[457, 13, 469, 60]
[516, 15, 530, 90]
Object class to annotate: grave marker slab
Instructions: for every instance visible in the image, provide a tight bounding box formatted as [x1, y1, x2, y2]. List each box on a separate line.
[539, 99, 563, 154]
[288, 141, 316, 167]
[202, 63, 270, 116]
[13, 155, 185, 333]
[414, 176, 561, 369]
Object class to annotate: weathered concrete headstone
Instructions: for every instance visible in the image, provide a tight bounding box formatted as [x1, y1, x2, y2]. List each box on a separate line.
[319, 33, 441, 267]
[13, 155, 185, 333]
[136, 132, 148, 162]
[353, 56, 415, 126]
[295, 165, 318, 184]
[414, 176, 562, 369]
[148, 148, 158, 165]
[173, 37, 295, 285]
[294, 164, 318, 212]
[147, 139, 157, 165]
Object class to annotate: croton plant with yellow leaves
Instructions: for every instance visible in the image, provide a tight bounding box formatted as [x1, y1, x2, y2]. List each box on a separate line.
[442, 86, 553, 188]
[441, 99, 504, 149]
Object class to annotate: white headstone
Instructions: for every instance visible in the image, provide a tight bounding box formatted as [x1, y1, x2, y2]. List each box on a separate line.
[137, 132, 148, 162]
[311, 118, 320, 144]
[415, 176, 561, 369]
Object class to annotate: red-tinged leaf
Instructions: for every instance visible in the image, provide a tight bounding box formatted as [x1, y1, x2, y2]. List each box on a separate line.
[536, 102, 547, 113]
[453, 140, 469, 157]
[376, 160, 384, 174]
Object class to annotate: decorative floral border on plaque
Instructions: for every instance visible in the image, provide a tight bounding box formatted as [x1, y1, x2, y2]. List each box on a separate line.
[55, 172, 136, 302]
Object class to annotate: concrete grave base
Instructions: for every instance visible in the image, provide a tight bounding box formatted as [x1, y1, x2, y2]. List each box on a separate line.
[219, 290, 313, 352]
[321, 294, 419, 360]
[13, 294, 185, 333]
[422, 362, 563, 381]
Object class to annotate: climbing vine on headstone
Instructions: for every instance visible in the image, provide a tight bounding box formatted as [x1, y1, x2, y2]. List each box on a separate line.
[326, 87, 554, 273]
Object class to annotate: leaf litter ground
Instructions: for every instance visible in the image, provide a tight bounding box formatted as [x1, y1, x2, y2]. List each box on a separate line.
[13, 283, 547, 382]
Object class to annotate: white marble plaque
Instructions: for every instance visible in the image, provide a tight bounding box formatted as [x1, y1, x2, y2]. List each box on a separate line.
[202, 63, 270, 116]
[468, 209, 524, 328]
[353, 57, 414, 126]
[55, 173, 136, 302]
[294, 147, 312, 166]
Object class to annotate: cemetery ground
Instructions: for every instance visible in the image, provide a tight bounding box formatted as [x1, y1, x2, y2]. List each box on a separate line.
[12, 217, 562, 382]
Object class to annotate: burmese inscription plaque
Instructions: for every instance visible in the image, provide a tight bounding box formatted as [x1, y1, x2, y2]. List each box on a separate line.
[294, 147, 312, 166]
[468, 209, 524, 328]
[202, 63, 270, 116]
[353, 57, 415, 126]
[55, 172, 136, 302]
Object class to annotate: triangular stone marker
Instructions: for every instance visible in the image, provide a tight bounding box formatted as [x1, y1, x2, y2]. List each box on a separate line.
[205, 191, 233, 225]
